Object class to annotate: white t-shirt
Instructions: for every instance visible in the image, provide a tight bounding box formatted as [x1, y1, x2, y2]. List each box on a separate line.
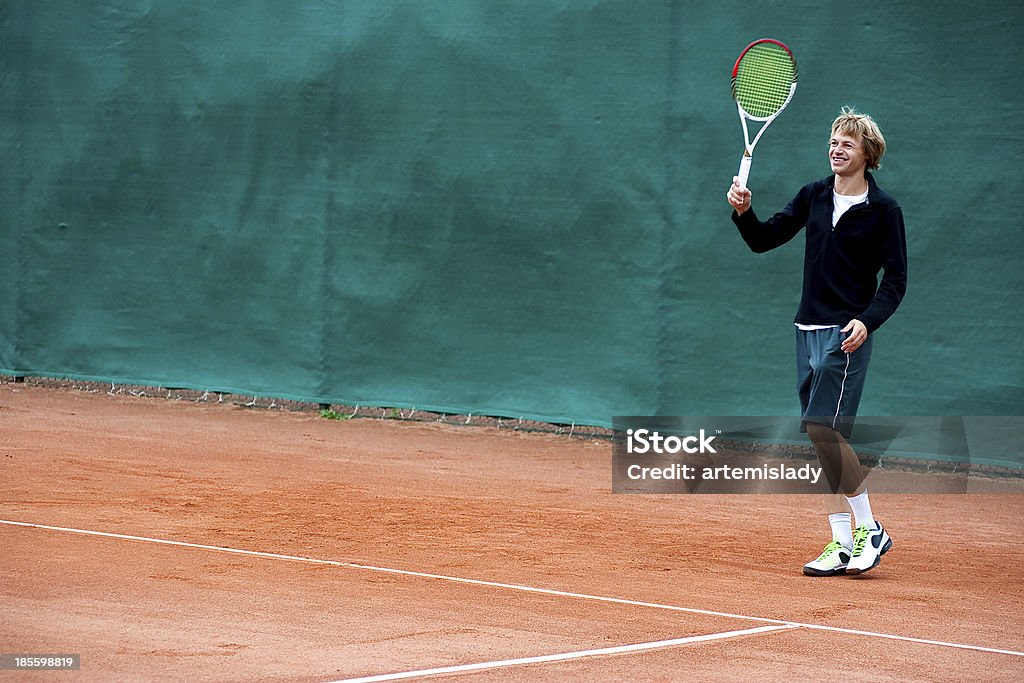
[832, 188, 868, 228]
[795, 188, 869, 331]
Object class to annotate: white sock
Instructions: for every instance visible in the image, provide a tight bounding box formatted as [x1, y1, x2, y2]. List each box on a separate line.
[828, 512, 853, 548]
[846, 490, 875, 528]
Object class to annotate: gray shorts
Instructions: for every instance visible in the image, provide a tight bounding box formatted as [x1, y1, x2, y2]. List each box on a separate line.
[796, 327, 873, 439]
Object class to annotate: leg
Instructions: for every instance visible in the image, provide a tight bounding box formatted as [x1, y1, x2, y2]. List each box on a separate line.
[803, 440, 859, 577]
[798, 328, 891, 575]
[806, 421, 867, 497]
[823, 493, 852, 515]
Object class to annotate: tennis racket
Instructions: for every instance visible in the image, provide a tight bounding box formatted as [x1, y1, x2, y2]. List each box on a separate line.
[732, 39, 798, 188]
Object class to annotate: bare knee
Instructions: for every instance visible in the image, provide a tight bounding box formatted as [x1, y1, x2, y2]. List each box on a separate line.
[806, 422, 839, 444]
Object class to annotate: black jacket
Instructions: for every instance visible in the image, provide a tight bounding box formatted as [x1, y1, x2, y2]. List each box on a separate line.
[732, 172, 907, 333]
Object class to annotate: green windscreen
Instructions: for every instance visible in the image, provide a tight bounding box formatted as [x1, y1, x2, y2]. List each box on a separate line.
[2, 1, 1022, 429]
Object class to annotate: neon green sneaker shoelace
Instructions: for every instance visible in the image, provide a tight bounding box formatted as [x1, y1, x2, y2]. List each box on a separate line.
[817, 540, 844, 561]
[851, 525, 870, 556]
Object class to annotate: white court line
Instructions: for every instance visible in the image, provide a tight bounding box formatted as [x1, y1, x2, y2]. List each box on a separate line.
[3, 519, 1023, 659]
[326, 624, 798, 683]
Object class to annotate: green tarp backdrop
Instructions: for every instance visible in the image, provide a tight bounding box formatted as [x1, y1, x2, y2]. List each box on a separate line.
[2, 2, 1022, 425]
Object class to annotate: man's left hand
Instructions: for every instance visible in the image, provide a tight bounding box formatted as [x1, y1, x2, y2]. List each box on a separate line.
[841, 319, 868, 353]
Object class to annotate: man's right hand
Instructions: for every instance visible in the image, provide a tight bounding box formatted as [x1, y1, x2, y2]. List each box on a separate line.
[727, 177, 751, 216]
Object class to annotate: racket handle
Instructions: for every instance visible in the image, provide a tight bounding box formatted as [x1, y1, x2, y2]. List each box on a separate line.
[737, 154, 752, 188]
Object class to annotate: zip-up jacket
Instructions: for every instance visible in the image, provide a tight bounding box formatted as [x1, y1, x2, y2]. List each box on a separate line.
[732, 172, 907, 333]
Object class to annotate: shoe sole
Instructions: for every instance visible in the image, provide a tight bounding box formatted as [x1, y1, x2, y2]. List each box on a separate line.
[802, 565, 848, 577]
[846, 537, 893, 575]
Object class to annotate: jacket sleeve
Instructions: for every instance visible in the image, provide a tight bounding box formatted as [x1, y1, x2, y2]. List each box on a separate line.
[731, 185, 810, 253]
[858, 206, 908, 333]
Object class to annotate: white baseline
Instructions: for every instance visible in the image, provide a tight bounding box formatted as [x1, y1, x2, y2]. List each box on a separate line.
[2, 519, 1022, 660]
[329, 624, 797, 683]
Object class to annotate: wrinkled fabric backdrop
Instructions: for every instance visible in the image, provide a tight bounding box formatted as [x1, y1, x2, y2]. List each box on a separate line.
[2, 1, 1021, 427]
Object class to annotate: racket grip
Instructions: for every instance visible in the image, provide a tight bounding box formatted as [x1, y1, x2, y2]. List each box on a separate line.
[737, 154, 752, 188]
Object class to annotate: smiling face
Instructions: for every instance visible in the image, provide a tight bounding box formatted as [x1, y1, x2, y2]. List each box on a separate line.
[829, 107, 886, 175]
[829, 132, 868, 180]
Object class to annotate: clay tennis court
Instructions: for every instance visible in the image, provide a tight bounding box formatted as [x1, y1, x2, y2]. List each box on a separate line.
[2, 380, 1023, 681]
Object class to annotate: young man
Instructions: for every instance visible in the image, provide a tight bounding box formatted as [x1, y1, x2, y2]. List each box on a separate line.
[726, 107, 907, 576]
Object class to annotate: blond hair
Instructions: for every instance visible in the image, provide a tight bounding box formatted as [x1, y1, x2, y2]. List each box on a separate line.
[831, 106, 886, 171]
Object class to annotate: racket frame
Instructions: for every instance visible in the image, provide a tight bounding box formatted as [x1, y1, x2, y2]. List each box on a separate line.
[732, 39, 797, 187]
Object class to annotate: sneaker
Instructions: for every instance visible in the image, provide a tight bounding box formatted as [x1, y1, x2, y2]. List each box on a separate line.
[803, 540, 852, 577]
[846, 522, 892, 574]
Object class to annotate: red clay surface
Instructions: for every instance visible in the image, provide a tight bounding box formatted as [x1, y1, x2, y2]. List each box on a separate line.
[2, 382, 1023, 681]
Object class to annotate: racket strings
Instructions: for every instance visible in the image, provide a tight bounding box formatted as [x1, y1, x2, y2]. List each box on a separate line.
[733, 43, 796, 118]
